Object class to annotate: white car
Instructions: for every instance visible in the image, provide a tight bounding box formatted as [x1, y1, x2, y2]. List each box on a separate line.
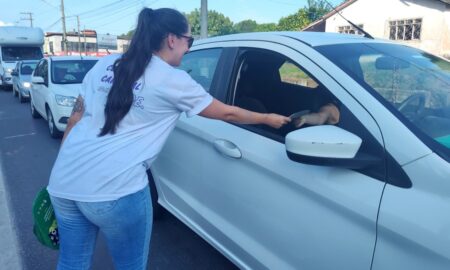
[30, 56, 98, 138]
[11, 60, 39, 102]
[149, 32, 450, 270]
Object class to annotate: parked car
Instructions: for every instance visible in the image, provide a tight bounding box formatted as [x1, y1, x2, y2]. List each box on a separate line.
[149, 32, 450, 270]
[30, 56, 98, 138]
[11, 60, 39, 102]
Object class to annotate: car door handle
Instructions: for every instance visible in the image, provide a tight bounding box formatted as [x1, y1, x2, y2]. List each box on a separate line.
[213, 139, 242, 159]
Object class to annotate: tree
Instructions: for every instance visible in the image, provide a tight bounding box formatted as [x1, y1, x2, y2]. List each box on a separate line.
[118, 29, 134, 39]
[277, 0, 331, 31]
[255, 23, 278, 32]
[186, 9, 234, 37]
[306, 0, 330, 22]
[234, 20, 258, 33]
[277, 9, 310, 31]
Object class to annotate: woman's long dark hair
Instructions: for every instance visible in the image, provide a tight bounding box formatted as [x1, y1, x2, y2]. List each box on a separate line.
[99, 8, 189, 136]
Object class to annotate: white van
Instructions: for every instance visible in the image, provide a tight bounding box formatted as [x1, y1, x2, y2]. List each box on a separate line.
[0, 26, 44, 88]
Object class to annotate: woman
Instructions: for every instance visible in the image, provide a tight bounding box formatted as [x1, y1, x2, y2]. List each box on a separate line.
[47, 8, 290, 270]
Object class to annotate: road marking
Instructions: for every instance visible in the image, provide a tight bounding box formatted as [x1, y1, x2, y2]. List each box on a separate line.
[4, 132, 36, 139]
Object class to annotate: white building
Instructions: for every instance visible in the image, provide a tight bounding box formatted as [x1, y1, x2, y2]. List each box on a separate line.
[303, 0, 450, 58]
[44, 30, 130, 56]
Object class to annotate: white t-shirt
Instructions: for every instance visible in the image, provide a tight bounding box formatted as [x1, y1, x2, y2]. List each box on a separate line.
[47, 54, 213, 202]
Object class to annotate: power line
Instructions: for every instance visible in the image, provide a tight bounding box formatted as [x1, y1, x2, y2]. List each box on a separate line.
[80, 0, 140, 22]
[45, 18, 61, 30]
[71, 0, 128, 17]
[88, 7, 140, 32]
[78, 0, 141, 22]
[40, 0, 59, 9]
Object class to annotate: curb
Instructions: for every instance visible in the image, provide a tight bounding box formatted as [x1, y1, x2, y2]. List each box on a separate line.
[0, 154, 23, 269]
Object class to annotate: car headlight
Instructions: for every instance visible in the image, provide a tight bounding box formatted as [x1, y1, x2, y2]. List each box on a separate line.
[21, 82, 31, 88]
[6, 68, 13, 73]
[55, 95, 77, 107]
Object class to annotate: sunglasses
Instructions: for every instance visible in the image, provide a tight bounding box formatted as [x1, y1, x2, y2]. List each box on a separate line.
[178, 34, 194, 48]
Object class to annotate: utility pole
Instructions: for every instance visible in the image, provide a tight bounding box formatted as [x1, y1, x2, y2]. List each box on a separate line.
[200, 0, 208, 39]
[20, 12, 34, 27]
[77, 16, 81, 56]
[83, 26, 87, 55]
[60, 0, 68, 55]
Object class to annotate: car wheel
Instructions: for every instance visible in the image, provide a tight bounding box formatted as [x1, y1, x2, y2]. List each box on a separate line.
[47, 108, 63, 138]
[146, 170, 164, 220]
[30, 97, 41, 119]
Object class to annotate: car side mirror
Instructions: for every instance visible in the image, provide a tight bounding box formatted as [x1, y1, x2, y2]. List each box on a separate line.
[11, 71, 18, 76]
[285, 125, 380, 169]
[32, 76, 45, 85]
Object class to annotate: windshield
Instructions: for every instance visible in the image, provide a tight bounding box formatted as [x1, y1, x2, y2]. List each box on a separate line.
[1, 47, 43, 61]
[316, 42, 450, 155]
[20, 62, 37, 75]
[51, 60, 97, 84]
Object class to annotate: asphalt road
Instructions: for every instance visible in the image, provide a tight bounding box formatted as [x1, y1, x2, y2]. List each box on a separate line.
[0, 88, 238, 270]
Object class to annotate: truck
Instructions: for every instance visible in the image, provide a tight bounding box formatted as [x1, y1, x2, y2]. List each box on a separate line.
[0, 26, 44, 89]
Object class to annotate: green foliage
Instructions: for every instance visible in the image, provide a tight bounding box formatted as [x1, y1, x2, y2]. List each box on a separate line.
[186, 9, 234, 37]
[277, 9, 311, 31]
[118, 29, 134, 39]
[120, 0, 333, 37]
[306, 0, 330, 21]
[255, 23, 278, 32]
[278, 0, 331, 31]
[234, 20, 258, 33]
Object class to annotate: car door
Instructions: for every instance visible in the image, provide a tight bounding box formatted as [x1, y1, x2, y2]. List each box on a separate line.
[31, 59, 47, 115]
[12, 62, 19, 89]
[35, 60, 49, 115]
[157, 41, 389, 270]
[151, 47, 228, 215]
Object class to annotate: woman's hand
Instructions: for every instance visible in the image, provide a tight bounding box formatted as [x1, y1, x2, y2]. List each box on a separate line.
[265, 113, 291, 129]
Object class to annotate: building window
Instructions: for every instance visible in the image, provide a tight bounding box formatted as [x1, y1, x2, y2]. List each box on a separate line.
[49, 42, 54, 53]
[389, 18, 422, 41]
[338, 24, 364, 35]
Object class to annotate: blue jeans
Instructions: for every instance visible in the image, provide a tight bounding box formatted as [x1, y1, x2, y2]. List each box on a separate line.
[50, 185, 152, 270]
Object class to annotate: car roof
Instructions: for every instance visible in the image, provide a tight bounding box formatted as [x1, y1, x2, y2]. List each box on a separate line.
[45, 56, 100, 61]
[194, 31, 393, 47]
[19, 60, 39, 64]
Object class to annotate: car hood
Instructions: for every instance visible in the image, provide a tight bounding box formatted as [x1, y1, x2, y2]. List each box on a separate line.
[2, 62, 17, 71]
[51, 84, 81, 97]
[19, 75, 32, 82]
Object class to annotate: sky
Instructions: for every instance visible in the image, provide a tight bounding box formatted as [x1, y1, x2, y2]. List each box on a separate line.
[0, 0, 343, 36]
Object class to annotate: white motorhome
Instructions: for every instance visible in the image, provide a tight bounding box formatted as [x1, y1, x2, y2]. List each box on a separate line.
[0, 26, 44, 88]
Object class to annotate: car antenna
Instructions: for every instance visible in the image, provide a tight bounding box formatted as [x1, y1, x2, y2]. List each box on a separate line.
[322, 0, 374, 39]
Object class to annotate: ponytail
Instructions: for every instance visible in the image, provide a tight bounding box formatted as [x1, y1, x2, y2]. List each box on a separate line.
[99, 8, 188, 136]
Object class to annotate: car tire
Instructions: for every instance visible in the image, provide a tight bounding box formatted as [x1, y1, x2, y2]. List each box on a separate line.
[47, 108, 63, 138]
[146, 170, 164, 220]
[30, 97, 41, 119]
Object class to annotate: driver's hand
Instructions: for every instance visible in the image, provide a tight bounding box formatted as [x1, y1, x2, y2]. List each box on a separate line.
[265, 113, 291, 129]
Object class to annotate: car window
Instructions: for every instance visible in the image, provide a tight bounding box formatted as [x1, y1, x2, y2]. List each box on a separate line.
[1, 46, 42, 61]
[231, 48, 387, 182]
[42, 60, 49, 85]
[34, 60, 46, 77]
[14, 62, 20, 73]
[316, 43, 450, 154]
[51, 60, 97, 84]
[178, 48, 222, 92]
[20, 62, 37, 75]
[233, 49, 339, 138]
[279, 61, 318, 88]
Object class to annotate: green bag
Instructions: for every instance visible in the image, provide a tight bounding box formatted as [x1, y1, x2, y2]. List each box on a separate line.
[32, 187, 59, 250]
